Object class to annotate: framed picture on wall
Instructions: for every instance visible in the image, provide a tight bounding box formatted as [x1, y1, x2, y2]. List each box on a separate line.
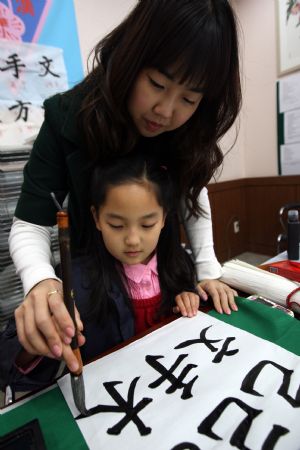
[276, 0, 300, 76]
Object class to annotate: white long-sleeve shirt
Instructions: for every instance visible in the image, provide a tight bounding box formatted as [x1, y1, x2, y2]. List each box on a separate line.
[9, 187, 222, 296]
[181, 187, 222, 281]
[9, 219, 60, 296]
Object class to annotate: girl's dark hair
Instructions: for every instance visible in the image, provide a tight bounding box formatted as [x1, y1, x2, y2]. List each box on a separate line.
[84, 153, 197, 321]
[75, 0, 241, 217]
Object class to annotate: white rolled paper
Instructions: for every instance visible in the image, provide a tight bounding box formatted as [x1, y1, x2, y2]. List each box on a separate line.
[220, 259, 300, 313]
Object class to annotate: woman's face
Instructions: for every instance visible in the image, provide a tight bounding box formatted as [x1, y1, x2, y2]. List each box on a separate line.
[127, 68, 203, 137]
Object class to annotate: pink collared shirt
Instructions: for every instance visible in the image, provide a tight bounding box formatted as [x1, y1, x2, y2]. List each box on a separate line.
[123, 253, 160, 299]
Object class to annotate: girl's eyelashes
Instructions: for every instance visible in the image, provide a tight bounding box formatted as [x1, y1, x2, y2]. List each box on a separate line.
[108, 223, 123, 229]
[107, 223, 157, 229]
[142, 223, 156, 228]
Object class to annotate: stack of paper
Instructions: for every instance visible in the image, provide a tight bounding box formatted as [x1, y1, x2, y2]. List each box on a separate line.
[220, 259, 300, 313]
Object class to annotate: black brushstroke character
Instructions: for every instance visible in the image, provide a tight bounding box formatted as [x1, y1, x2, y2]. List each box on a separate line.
[175, 325, 239, 363]
[171, 443, 200, 450]
[38, 56, 60, 77]
[146, 354, 198, 399]
[175, 326, 222, 352]
[8, 100, 31, 121]
[76, 377, 153, 436]
[261, 425, 289, 450]
[198, 397, 289, 450]
[0, 53, 25, 78]
[212, 337, 239, 363]
[241, 360, 300, 407]
[198, 397, 262, 449]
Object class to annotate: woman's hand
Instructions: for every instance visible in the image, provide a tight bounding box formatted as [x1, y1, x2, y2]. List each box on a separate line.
[197, 279, 238, 314]
[14, 278, 85, 372]
[173, 291, 200, 317]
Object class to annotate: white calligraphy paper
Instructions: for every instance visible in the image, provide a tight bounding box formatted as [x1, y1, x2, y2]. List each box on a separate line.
[58, 312, 300, 450]
[221, 259, 300, 311]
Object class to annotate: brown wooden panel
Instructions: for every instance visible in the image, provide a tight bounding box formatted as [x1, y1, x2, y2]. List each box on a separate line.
[208, 184, 246, 262]
[244, 175, 300, 187]
[245, 184, 299, 255]
[208, 175, 300, 261]
[297, 183, 300, 200]
[208, 179, 244, 193]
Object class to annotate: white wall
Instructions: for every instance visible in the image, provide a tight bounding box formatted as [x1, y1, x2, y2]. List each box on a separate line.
[233, 0, 278, 179]
[74, 0, 136, 71]
[73, 0, 280, 182]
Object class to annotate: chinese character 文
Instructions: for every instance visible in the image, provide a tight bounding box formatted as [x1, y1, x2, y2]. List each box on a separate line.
[38, 56, 60, 78]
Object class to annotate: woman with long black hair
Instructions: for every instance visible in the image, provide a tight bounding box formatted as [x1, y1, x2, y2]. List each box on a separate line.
[8, 0, 241, 373]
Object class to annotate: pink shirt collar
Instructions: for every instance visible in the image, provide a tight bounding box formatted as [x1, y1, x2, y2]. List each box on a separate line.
[123, 253, 158, 284]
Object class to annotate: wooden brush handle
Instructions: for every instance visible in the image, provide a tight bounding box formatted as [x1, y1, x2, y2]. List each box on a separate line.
[72, 348, 83, 376]
[57, 210, 79, 350]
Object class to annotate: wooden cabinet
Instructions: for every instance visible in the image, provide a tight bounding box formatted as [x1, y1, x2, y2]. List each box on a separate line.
[207, 176, 300, 262]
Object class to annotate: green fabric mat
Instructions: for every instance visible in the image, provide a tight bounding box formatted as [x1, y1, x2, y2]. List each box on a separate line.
[208, 296, 300, 356]
[1, 297, 299, 449]
[0, 387, 88, 449]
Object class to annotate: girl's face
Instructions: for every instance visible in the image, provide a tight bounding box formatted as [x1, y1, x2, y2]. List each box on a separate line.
[92, 181, 166, 265]
[127, 68, 203, 137]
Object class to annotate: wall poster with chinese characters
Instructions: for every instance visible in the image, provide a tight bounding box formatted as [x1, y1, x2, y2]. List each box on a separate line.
[0, 38, 68, 124]
[58, 311, 300, 450]
[0, 0, 83, 87]
[0, 0, 82, 140]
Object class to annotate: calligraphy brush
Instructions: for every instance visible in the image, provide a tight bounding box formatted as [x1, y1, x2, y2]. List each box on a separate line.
[51, 193, 90, 417]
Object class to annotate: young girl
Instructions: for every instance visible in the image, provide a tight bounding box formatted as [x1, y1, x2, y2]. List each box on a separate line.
[0, 154, 201, 393]
[88, 153, 200, 331]
[9, 0, 241, 373]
